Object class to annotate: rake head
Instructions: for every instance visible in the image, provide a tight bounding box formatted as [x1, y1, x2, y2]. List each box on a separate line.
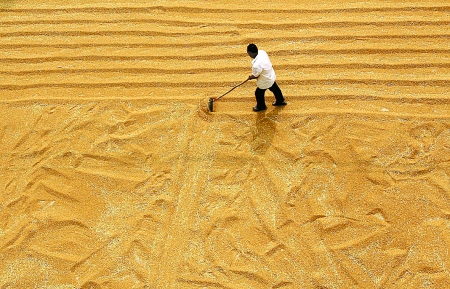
[207, 98, 214, 112]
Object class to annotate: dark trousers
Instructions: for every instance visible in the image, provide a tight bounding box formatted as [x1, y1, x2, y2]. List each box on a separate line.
[255, 81, 284, 108]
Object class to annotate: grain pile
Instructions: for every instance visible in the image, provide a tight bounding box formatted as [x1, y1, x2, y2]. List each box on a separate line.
[1, 0, 450, 288]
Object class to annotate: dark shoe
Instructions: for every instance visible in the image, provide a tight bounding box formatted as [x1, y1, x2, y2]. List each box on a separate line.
[253, 106, 267, 112]
[272, 101, 287, 106]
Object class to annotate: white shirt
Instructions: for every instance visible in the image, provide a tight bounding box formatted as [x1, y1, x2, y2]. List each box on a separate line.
[251, 50, 276, 89]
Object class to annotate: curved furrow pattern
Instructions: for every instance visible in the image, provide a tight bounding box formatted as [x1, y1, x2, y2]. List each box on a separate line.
[0, 30, 241, 38]
[1, 1, 450, 288]
[1, 79, 449, 91]
[2, 19, 449, 29]
[1, 34, 448, 48]
[1, 35, 449, 51]
[0, 5, 449, 14]
[1, 48, 449, 63]
[2, 63, 450, 76]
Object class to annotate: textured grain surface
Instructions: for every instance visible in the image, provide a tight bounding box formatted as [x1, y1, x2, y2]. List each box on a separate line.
[1, 1, 450, 288]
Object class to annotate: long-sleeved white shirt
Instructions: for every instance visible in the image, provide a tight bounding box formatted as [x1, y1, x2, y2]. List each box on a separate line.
[251, 50, 276, 89]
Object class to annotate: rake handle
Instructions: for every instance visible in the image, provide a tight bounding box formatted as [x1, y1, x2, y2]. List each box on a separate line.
[213, 79, 249, 101]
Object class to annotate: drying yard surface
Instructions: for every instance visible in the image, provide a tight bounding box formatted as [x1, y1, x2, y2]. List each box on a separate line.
[1, 0, 450, 288]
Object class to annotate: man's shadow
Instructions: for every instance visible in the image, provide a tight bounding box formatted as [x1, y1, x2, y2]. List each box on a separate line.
[251, 106, 285, 155]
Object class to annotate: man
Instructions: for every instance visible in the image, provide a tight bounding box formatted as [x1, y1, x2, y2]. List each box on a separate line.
[247, 44, 286, 112]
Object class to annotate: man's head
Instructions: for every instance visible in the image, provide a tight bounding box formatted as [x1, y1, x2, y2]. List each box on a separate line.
[247, 44, 258, 59]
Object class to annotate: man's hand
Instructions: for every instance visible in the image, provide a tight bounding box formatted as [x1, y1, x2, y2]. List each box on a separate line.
[248, 75, 258, 80]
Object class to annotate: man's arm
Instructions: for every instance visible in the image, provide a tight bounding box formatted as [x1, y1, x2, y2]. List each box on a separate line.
[250, 64, 262, 80]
